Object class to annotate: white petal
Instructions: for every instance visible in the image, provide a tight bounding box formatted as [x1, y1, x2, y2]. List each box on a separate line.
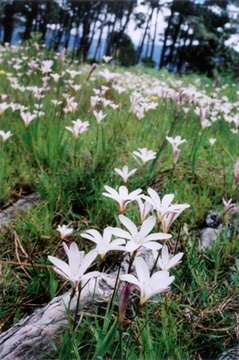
[151, 271, 174, 293]
[110, 227, 132, 240]
[111, 238, 126, 246]
[144, 242, 162, 251]
[81, 229, 102, 244]
[79, 250, 97, 276]
[135, 257, 150, 284]
[81, 271, 101, 284]
[162, 194, 174, 208]
[48, 256, 71, 279]
[120, 274, 139, 287]
[128, 168, 137, 177]
[119, 215, 138, 236]
[129, 188, 142, 200]
[147, 188, 161, 206]
[119, 186, 128, 198]
[145, 232, 171, 241]
[139, 216, 156, 237]
[125, 241, 139, 253]
[168, 252, 184, 269]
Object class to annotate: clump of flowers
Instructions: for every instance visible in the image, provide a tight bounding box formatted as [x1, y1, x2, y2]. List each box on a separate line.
[49, 177, 189, 317]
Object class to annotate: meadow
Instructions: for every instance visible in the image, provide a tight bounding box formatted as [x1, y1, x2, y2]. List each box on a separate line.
[0, 40, 239, 360]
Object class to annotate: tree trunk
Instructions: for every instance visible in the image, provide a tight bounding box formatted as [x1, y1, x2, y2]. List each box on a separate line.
[159, 5, 175, 69]
[88, 14, 99, 56]
[93, 10, 107, 60]
[2, 4, 15, 44]
[177, 26, 190, 73]
[38, 2, 52, 41]
[137, 6, 155, 62]
[113, 4, 134, 56]
[150, 6, 160, 60]
[80, 17, 91, 61]
[23, 2, 38, 41]
[105, 13, 117, 56]
[165, 14, 183, 69]
[145, 33, 151, 58]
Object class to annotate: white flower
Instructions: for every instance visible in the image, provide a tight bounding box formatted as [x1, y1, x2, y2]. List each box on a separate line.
[41, 60, 54, 74]
[143, 188, 190, 229]
[209, 138, 216, 146]
[81, 227, 125, 259]
[48, 242, 98, 287]
[0, 130, 12, 142]
[51, 99, 62, 106]
[102, 185, 142, 213]
[57, 224, 74, 239]
[201, 119, 211, 129]
[71, 84, 82, 92]
[51, 73, 61, 82]
[0, 102, 9, 115]
[64, 96, 78, 113]
[136, 198, 152, 224]
[143, 188, 175, 219]
[120, 257, 174, 305]
[114, 166, 137, 183]
[166, 136, 186, 164]
[155, 245, 183, 271]
[66, 119, 89, 138]
[20, 111, 37, 126]
[111, 215, 171, 253]
[160, 210, 186, 233]
[66, 69, 81, 78]
[132, 148, 156, 165]
[90, 95, 101, 108]
[93, 110, 106, 124]
[103, 56, 112, 63]
[98, 69, 119, 82]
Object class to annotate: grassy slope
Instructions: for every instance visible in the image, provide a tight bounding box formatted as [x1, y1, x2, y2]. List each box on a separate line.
[0, 43, 238, 359]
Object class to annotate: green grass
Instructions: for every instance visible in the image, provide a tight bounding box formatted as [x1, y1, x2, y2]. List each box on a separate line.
[0, 40, 239, 359]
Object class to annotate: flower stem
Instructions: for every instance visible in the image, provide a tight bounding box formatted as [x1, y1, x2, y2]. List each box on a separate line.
[128, 250, 137, 273]
[73, 284, 81, 330]
[150, 250, 160, 276]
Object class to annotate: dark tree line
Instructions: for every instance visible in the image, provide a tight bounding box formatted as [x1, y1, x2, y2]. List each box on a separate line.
[0, 0, 238, 75]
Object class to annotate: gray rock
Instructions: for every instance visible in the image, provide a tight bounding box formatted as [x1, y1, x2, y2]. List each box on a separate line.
[205, 211, 221, 228]
[217, 346, 239, 360]
[229, 213, 239, 235]
[0, 193, 40, 229]
[199, 226, 222, 250]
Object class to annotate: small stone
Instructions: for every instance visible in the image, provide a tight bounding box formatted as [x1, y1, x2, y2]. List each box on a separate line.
[229, 213, 239, 235]
[216, 346, 239, 360]
[0, 193, 40, 229]
[199, 226, 222, 250]
[205, 211, 221, 228]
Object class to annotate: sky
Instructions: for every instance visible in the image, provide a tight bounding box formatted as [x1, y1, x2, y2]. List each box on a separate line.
[126, 2, 169, 45]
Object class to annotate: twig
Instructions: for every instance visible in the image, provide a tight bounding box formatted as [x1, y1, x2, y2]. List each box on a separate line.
[0, 259, 52, 269]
